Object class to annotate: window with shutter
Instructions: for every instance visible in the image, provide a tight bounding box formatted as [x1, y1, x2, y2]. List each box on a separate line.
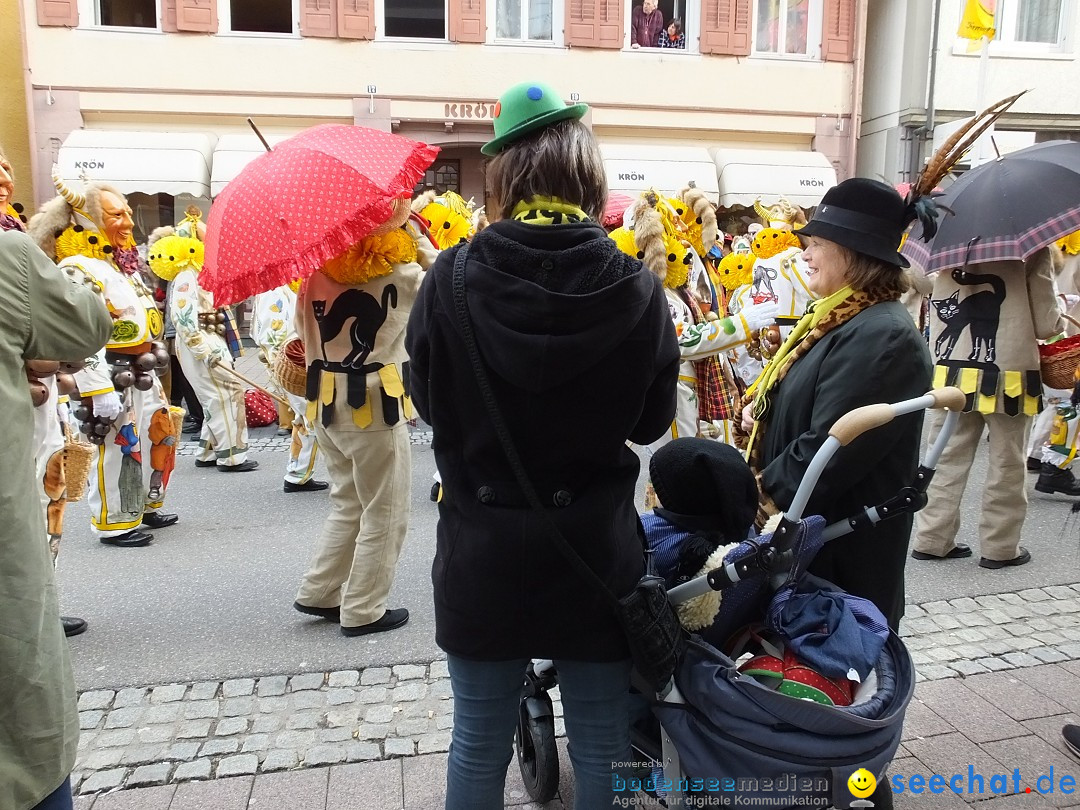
[450, 0, 485, 41]
[700, 0, 750, 54]
[822, 0, 854, 61]
[566, 0, 619, 46]
[490, 0, 558, 43]
[384, 0, 444, 37]
[339, 0, 375, 37]
[595, 0, 621, 46]
[752, 0, 822, 58]
[176, 0, 218, 31]
[300, 0, 337, 35]
[37, 0, 78, 26]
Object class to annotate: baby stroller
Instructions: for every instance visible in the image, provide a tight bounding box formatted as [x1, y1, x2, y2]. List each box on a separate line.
[515, 387, 965, 809]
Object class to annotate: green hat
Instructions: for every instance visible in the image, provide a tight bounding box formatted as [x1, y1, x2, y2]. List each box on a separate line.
[481, 81, 589, 157]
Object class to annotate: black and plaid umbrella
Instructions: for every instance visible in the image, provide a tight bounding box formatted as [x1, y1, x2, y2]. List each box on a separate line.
[902, 140, 1080, 273]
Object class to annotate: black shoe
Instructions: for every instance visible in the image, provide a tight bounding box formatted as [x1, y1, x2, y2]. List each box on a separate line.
[293, 601, 340, 623]
[284, 479, 329, 493]
[1035, 463, 1080, 496]
[979, 547, 1032, 569]
[219, 460, 259, 472]
[194, 459, 216, 468]
[276, 427, 292, 437]
[429, 481, 442, 502]
[1027, 456, 1042, 473]
[1064, 724, 1080, 760]
[100, 530, 153, 548]
[341, 608, 409, 637]
[911, 544, 972, 561]
[62, 616, 88, 637]
[182, 421, 203, 435]
[141, 512, 178, 529]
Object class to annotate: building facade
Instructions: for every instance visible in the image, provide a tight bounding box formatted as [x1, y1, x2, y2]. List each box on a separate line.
[859, 0, 1079, 183]
[22, 0, 863, 235]
[2, 0, 35, 206]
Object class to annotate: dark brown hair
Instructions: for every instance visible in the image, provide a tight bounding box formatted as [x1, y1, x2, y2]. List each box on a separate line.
[485, 118, 607, 221]
[843, 247, 911, 299]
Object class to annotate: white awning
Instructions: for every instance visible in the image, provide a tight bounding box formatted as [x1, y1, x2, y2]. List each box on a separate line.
[600, 144, 720, 204]
[56, 130, 216, 198]
[210, 133, 292, 197]
[711, 148, 837, 208]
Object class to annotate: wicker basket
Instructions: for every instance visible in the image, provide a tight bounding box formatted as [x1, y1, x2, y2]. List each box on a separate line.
[272, 338, 307, 398]
[1039, 314, 1080, 389]
[62, 422, 94, 504]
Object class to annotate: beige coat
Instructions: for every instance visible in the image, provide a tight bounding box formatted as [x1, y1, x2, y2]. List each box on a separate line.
[0, 230, 111, 809]
[928, 248, 1063, 415]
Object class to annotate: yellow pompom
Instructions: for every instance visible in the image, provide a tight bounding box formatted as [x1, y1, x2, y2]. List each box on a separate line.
[609, 226, 641, 259]
[148, 235, 204, 281]
[421, 201, 472, 251]
[751, 227, 802, 260]
[662, 233, 692, 290]
[717, 252, 756, 292]
[320, 229, 418, 286]
[288, 279, 302, 294]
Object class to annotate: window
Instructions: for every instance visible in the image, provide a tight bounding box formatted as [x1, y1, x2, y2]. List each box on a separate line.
[414, 160, 461, 194]
[97, 0, 157, 27]
[753, 0, 822, 57]
[995, 0, 1066, 45]
[495, 0, 553, 40]
[227, 0, 294, 32]
[384, 0, 446, 37]
[627, 0, 693, 50]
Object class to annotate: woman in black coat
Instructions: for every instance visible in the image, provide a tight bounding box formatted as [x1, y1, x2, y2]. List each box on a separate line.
[742, 178, 934, 632]
[406, 81, 678, 810]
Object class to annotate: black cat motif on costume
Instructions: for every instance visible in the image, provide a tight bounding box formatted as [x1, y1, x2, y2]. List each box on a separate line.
[312, 285, 398, 370]
[931, 268, 1005, 364]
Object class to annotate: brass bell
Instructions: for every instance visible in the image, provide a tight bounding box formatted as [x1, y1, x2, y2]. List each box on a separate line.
[74, 405, 92, 421]
[113, 370, 135, 389]
[153, 349, 171, 369]
[79, 421, 92, 435]
[216, 324, 226, 335]
[135, 353, 157, 371]
[134, 373, 155, 391]
[93, 423, 111, 436]
[216, 312, 226, 324]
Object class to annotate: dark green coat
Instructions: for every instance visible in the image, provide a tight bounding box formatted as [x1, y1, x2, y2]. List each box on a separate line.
[0, 230, 111, 810]
[757, 300, 932, 629]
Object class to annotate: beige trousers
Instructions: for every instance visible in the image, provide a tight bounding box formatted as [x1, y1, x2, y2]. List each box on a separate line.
[914, 409, 1030, 561]
[295, 421, 411, 627]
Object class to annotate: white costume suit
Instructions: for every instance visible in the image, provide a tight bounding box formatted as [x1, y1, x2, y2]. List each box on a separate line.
[69, 255, 176, 539]
[253, 285, 319, 484]
[168, 268, 249, 467]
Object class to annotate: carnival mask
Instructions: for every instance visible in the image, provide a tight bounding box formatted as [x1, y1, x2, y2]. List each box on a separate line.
[100, 189, 134, 248]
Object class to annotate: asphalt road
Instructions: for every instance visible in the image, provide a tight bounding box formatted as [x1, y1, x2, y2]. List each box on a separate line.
[60, 424, 1080, 691]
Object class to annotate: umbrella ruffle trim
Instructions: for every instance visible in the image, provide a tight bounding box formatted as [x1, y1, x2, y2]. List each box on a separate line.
[207, 143, 439, 305]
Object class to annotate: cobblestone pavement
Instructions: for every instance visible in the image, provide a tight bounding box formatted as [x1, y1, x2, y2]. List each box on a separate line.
[71, 583, 1080, 802]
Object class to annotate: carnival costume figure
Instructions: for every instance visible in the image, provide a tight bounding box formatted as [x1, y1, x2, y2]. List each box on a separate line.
[293, 201, 436, 635]
[253, 282, 326, 490]
[28, 169, 178, 548]
[148, 209, 254, 472]
[611, 191, 776, 447]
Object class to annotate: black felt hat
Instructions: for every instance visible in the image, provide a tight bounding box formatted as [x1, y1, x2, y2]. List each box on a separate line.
[649, 439, 758, 543]
[798, 177, 910, 268]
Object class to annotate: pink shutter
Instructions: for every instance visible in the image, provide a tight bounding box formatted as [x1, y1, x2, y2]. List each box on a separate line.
[37, 0, 78, 26]
[301, 0, 338, 36]
[567, 0, 619, 47]
[823, 0, 856, 61]
[449, 0, 485, 42]
[176, 0, 218, 32]
[700, 0, 750, 55]
[595, 0, 622, 47]
[339, 0, 375, 39]
[161, 0, 177, 31]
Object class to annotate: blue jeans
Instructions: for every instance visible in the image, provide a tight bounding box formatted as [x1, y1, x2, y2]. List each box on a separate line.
[32, 778, 72, 810]
[445, 655, 633, 810]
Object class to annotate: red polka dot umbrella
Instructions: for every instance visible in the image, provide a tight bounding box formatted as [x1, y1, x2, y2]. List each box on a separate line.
[202, 124, 439, 306]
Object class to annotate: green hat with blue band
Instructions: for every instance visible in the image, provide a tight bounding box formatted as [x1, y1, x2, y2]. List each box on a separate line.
[481, 82, 589, 157]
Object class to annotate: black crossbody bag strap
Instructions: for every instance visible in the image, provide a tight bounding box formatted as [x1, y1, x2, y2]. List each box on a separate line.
[450, 245, 621, 610]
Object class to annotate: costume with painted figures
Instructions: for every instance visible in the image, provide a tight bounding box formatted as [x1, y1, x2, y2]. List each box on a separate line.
[28, 170, 179, 548]
[148, 209, 253, 472]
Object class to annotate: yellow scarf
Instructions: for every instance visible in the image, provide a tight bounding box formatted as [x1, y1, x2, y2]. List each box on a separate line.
[511, 197, 589, 226]
[745, 284, 856, 456]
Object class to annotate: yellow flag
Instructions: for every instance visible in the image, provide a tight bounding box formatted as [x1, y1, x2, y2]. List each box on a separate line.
[957, 0, 996, 40]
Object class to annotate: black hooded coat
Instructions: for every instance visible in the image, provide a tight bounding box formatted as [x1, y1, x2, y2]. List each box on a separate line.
[406, 219, 679, 661]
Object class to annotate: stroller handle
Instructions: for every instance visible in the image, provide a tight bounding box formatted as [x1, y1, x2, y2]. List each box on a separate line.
[828, 387, 966, 447]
